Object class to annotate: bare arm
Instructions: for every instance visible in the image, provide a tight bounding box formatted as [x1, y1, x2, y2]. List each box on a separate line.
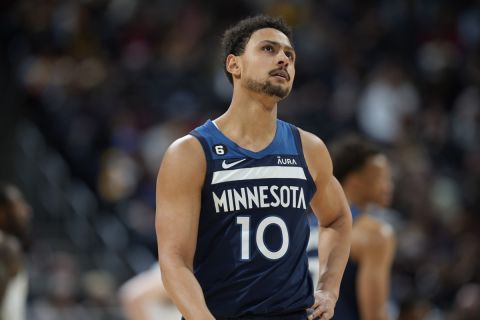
[155, 135, 215, 320]
[300, 130, 352, 320]
[354, 220, 396, 320]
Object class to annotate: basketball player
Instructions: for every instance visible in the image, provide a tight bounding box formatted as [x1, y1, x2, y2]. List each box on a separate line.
[329, 137, 396, 320]
[155, 15, 352, 320]
[0, 182, 32, 320]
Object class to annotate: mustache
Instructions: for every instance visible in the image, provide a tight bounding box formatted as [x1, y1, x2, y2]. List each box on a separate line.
[269, 68, 290, 81]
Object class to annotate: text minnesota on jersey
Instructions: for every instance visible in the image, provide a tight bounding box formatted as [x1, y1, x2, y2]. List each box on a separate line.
[213, 185, 307, 213]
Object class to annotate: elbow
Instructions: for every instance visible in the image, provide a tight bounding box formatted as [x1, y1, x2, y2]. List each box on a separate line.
[158, 256, 173, 280]
[158, 252, 191, 282]
[329, 207, 353, 233]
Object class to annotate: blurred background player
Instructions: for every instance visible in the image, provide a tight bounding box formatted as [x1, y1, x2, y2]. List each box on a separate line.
[323, 136, 396, 320]
[0, 182, 32, 320]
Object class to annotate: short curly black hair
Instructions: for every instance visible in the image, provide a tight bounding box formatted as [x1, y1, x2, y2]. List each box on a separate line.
[221, 15, 293, 84]
[330, 136, 382, 184]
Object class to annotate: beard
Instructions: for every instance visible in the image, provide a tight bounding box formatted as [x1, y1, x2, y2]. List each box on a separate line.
[244, 78, 290, 99]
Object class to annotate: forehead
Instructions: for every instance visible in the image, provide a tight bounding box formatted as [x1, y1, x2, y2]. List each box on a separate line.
[247, 28, 293, 48]
[363, 155, 390, 174]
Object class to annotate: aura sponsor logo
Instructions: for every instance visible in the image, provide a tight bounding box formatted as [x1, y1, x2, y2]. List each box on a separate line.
[277, 156, 297, 165]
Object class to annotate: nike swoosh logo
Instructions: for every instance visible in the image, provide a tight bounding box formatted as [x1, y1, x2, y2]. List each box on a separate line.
[222, 158, 246, 169]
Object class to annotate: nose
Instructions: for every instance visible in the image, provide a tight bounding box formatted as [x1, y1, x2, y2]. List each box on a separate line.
[277, 51, 289, 66]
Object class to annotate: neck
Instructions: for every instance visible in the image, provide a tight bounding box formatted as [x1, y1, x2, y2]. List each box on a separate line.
[215, 86, 280, 152]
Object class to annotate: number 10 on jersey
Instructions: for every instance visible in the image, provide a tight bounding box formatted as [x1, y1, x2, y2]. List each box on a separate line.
[236, 216, 289, 260]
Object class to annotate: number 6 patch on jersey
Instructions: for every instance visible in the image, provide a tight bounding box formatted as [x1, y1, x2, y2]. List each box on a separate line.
[212, 144, 228, 155]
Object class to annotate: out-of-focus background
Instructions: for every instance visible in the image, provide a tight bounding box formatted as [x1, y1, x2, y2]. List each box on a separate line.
[1, 0, 479, 319]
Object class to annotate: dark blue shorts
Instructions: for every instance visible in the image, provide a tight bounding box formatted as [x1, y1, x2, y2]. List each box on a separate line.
[182, 310, 308, 319]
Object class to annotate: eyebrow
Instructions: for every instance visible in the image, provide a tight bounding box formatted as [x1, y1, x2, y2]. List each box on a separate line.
[260, 40, 295, 53]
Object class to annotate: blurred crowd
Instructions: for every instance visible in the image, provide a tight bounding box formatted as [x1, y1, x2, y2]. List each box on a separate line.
[1, 0, 480, 319]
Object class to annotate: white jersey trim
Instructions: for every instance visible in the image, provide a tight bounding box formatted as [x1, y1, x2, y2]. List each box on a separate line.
[211, 166, 307, 185]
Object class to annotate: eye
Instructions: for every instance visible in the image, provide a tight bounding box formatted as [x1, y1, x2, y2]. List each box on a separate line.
[285, 51, 295, 61]
[262, 45, 274, 52]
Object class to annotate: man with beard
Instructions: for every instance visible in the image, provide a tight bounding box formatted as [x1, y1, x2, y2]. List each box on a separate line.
[0, 182, 32, 320]
[155, 15, 352, 320]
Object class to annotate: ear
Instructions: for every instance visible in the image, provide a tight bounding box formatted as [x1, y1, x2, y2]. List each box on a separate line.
[226, 54, 241, 78]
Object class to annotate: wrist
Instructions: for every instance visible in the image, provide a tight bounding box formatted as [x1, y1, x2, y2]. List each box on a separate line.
[314, 288, 339, 302]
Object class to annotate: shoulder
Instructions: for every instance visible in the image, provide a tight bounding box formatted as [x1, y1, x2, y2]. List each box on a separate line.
[352, 216, 396, 261]
[297, 128, 328, 153]
[165, 134, 204, 158]
[158, 134, 206, 179]
[296, 127, 332, 181]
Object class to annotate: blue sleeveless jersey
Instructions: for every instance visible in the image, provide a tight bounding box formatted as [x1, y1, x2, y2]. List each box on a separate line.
[190, 119, 316, 318]
[333, 206, 361, 320]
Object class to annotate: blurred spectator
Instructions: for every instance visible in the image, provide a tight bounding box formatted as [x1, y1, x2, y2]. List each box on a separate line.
[450, 283, 480, 320]
[0, 232, 22, 320]
[0, 182, 32, 320]
[357, 61, 419, 144]
[81, 270, 119, 319]
[397, 298, 432, 320]
[118, 265, 180, 320]
[29, 252, 88, 320]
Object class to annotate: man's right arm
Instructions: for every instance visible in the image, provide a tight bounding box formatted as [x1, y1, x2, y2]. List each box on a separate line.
[155, 135, 215, 320]
[354, 219, 396, 320]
